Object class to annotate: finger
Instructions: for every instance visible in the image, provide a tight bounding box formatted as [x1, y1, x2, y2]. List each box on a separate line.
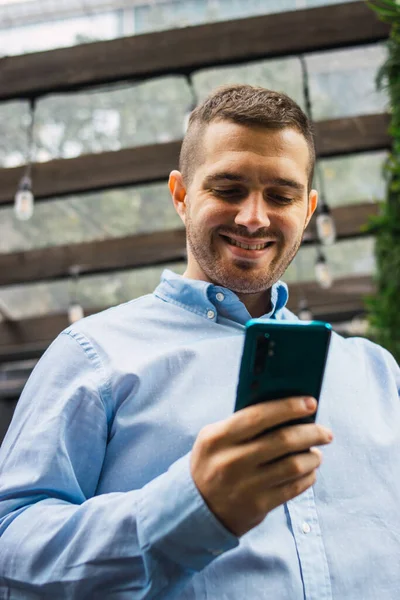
[265, 469, 318, 512]
[255, 447, 323, 489]
[223, 397, 317, 443]
[244, 423, 332, 466]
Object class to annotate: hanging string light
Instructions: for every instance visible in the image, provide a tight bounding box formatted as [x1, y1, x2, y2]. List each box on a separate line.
[183, 74, 197, 134]
[298, 295, 313, 321]
[315, 247, 333, 289]
[299, 55, 336, 246]
[293, 242, 314, 320]
[315, 194, 336, 245]
[68, 265, 84, 325]
[14, 98, 36, 221]
[314, 155, 336, 245]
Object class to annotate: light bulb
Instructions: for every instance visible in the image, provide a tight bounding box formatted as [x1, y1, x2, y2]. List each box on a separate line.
[14, 176, 34, 221]
[68, 303, 84, 324]
[298, 299, 313, 321]
[315, 252, 333, 289]
[347, 317, 368, 337]
[316, 202, 336, 245]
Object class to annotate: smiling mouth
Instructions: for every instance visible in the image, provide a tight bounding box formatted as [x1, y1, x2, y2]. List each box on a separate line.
[220, 234, 274, 251]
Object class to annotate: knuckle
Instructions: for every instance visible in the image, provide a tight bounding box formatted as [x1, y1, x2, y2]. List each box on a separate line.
[197, 424, 219, 451]
[242, 405, 262, 428]
[288, 455, 304, 477]
[276, 427, 293, 449]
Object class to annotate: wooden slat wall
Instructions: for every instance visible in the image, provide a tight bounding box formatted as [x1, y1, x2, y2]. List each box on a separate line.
[0, 202, 378, 287]
[0, 2, 389, 102]
[0, 114, 391, 206]
[0, 1, 386, 368]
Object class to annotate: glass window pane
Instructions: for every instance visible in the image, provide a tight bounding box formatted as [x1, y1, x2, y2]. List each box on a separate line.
[319, 151, 387, 208]
[0, 182, 181, 253]
[285, 237, 376, 283]
[0, 11, 120, 56]
[0, 100, 29, 168]
[193, 56, 304, 109]
[134, 0, 358, 34]
[307, 44, 388, 120]
[0, 262, 186, 320]
[31, 76, 192, 161]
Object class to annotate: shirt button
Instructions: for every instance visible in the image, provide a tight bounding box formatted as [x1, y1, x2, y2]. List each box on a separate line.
[216, 292, 225, 302]
[302, 522, 311, 534]
[207, 310, 215, 319]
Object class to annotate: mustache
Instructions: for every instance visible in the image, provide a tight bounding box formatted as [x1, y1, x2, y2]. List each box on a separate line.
[217, 226, 283, 240]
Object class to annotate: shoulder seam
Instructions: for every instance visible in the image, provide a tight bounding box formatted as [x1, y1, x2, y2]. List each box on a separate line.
[61, 330, 113, 425]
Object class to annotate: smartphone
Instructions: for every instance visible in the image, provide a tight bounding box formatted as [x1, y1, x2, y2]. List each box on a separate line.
[235, 319, 332, 426]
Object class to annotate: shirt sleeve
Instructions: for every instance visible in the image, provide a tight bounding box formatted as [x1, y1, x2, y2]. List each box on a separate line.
[0, 331, 238, 599]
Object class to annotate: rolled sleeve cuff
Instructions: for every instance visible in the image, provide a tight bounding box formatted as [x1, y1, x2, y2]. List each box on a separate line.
[137, 452, 239, 571]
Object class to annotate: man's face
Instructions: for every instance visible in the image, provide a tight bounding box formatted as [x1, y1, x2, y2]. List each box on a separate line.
[170, 120, 317, 294]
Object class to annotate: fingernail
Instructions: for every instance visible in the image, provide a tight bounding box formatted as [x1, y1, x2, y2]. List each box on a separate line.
[304, 397, 317, 411]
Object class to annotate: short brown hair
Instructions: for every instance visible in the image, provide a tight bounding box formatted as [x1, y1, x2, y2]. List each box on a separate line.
[180, 84, 315, 190]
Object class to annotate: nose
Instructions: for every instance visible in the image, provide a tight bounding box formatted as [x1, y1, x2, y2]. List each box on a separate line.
[234, 192, 271, 233]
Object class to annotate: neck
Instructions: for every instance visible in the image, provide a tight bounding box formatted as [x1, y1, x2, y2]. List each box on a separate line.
[182, 259, 273, 318]
[236, 289, 272, 318]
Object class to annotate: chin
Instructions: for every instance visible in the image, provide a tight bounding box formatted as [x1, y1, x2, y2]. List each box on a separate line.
[210, 262, 278, 294]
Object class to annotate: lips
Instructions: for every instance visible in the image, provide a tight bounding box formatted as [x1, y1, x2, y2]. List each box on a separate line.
[220, 234, 275, 251]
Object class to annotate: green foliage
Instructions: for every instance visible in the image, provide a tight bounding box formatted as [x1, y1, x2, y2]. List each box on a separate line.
[367, 1, 400, 361]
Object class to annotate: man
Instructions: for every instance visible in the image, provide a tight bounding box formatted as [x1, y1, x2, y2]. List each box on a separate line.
[0, 85, 399, 599]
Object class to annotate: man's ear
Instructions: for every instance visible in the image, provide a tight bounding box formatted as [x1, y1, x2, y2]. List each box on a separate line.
[305, 189, 318, 228]
[168, 170, 187, 224]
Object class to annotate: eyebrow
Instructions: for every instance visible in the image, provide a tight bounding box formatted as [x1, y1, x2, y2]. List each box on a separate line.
[203, 172, 305, 192]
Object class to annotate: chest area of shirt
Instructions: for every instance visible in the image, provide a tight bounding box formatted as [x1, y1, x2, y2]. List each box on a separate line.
[99, 334, 244, 490]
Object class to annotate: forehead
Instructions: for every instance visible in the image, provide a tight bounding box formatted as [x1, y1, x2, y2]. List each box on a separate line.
[194, 120, 310, 186]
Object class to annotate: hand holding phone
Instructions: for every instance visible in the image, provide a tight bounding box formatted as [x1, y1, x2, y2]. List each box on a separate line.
[190, 319, 333, 537]
[191, 396, 333, 537]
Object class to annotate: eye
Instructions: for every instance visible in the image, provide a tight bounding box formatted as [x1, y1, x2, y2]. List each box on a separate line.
[211, 188, 245, 200]
[268, 193, 293, 204]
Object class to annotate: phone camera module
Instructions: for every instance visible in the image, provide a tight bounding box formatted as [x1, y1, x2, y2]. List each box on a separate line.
[254, 334, 270, 375]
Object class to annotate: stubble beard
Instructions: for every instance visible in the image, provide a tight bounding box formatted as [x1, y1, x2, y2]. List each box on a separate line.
[185, 213, 304, 294]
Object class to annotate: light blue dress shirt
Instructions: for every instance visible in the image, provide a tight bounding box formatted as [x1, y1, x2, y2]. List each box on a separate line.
[0, 269, 399, 599]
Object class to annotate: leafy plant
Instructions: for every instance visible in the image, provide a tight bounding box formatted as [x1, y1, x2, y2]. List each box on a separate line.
[366, 0, 400, 361]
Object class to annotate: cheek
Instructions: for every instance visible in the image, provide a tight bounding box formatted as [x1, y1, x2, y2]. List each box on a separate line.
[192, 200, 231, 229]
[279, 210, 308, 239]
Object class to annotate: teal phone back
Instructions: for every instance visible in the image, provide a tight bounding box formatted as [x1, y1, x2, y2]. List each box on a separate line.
[235, 319, 332, 414]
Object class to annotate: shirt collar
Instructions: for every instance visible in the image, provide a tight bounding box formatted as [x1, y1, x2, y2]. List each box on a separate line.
[154, 269, 289, 326]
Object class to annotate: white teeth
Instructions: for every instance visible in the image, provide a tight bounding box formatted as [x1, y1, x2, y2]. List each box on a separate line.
[227, 237, 270, 251]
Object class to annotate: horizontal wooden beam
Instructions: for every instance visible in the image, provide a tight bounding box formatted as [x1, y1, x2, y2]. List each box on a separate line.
[0, 114, 391, 207]
[287, 275, 374, 315]
[0, 309, 100, 352]
[0, 202, 378, 288]
[0, 228, 187, 287]
[0, 140, 181, 207]
[314, 113, 390, 157]
[0, 275, 374, 362]
[0, 2, 389, 103]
